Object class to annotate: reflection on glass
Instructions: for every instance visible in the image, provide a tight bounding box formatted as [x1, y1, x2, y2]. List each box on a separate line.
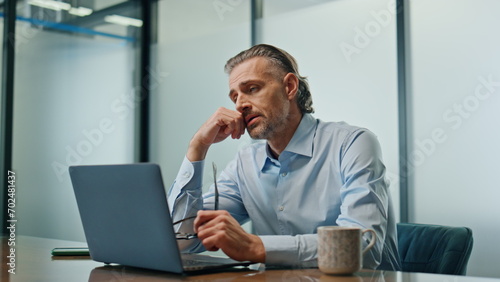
[12, 0, 142, 241]
[16, 0, 141, 41]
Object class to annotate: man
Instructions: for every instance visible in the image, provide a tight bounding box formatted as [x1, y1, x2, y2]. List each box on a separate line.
[167, 44, 401, 270]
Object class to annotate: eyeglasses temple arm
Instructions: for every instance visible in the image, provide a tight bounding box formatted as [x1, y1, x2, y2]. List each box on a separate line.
[172, 215, 197, 226]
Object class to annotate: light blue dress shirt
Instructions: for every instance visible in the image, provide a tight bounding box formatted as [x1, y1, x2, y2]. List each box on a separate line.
[168, 114, 401, 270]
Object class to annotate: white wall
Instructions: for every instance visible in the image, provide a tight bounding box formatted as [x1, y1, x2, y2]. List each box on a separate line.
[408, 0, 500, 278]
[258, 0, 401, 215]
[13, 24, 136, 241]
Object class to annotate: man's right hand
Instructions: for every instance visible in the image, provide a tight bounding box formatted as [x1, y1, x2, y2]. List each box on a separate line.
[187, 107, 246, 162]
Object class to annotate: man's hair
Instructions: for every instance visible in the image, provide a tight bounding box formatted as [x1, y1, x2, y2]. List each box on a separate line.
[224, 44, 314, 114]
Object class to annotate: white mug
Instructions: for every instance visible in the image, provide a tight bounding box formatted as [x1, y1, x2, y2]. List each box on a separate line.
[317, 226, 376, 275]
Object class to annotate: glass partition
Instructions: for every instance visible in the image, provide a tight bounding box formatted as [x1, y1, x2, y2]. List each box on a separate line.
[408, 0, 500, 277]
[150, 0, 252, 191]
[12, 1, 142, 241]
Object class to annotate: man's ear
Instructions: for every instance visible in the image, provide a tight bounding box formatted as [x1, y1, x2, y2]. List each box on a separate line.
[283, 73, 299, 101]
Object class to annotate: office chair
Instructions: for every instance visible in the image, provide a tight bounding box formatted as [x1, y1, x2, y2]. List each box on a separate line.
[397, 223, 473, 275]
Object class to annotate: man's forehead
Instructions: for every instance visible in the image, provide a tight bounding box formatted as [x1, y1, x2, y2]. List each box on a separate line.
[228, 57, 276, 84]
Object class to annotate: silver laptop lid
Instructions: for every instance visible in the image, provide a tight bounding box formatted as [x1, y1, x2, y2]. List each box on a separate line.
[69, 163, 184, 273]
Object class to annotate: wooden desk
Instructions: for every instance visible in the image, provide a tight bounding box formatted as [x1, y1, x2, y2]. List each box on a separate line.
[1, 236, 498, 281]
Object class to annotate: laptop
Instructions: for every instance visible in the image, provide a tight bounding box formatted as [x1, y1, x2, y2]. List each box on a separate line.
[69, 163, 252, 273]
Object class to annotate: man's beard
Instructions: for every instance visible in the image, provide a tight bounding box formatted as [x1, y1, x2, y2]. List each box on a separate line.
[247, 119, 274, 140]
[247, 112, 288, 140]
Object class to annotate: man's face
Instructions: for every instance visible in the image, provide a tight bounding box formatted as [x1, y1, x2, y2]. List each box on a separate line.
[228, 57, 292, 140]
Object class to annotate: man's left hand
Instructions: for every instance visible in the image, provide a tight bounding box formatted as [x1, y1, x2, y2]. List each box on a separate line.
[194, 210, 266, 263]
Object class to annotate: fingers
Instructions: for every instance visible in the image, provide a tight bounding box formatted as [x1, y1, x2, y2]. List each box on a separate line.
[193, 210, 240, 249]
[187, 107, 245, 162]
[193, 210, 232, 252]
[193, 210, 231, 232]
[193, 210, 265, 262]
[196, 107, 245, 145]
[212, 107, 245, 140]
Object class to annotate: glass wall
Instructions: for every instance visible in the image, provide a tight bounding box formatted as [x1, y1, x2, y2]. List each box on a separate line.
[12, 1, 141, 241]
[408, 0, 500, 277]
[257, 0, 401, 216]
[150, 0, 252, 192]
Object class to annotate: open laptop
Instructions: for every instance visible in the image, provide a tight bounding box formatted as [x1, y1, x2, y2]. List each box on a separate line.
[69, 163, 252, 273]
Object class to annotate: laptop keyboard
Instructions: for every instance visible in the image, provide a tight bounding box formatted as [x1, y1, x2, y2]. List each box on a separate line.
[180, 253, 252, 271]
[182, 254, 235, 265]
[182, 258, 221, 266]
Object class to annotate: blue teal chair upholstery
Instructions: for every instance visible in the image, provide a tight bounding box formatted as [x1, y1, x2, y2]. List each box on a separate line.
[397, 223, 473, 275]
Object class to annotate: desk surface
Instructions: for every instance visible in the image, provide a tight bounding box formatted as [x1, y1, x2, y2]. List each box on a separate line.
[1, 236, 498, 281]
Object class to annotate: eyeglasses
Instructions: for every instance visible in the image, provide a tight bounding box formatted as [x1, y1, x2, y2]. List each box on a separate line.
[174, 162, 219, 240]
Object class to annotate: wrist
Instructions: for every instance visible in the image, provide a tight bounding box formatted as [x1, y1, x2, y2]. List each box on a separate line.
[187, 139, 210, 162]
[250, 235, 266, 263]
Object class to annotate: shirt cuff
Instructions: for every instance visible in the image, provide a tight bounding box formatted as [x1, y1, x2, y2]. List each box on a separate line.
[174, 156, 204, 189]
[260, 234, 318, 267]
[167, 157, 204, 210]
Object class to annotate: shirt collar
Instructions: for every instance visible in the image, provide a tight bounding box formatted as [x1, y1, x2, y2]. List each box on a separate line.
[257, 113, 317, 171]
[282, 113, 316, 157]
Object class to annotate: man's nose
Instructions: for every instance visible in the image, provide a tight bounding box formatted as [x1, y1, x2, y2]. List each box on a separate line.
[235, 95, 251, 113]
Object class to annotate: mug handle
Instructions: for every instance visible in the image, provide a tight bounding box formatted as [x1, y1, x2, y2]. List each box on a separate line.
[362, 229, 377, 255]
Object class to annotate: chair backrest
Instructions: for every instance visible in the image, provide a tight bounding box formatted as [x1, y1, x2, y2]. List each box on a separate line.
[397, 223, 473, 275]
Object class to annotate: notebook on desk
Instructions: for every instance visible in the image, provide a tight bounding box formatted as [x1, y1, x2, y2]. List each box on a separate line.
[69, 163, 252, 273]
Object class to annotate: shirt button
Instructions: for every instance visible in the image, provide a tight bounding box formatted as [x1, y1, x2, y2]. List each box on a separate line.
[281, 172, 287, 177]
[183, 172, 190, 178]
[279, 206, 284, 211]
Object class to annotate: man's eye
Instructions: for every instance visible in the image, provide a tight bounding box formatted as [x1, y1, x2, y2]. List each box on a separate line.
[249, 86, 258, 93]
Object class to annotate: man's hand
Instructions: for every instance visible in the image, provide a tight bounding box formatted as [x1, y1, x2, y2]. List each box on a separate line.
[187, 107, 245, 162]
[194, 210, 266, 263]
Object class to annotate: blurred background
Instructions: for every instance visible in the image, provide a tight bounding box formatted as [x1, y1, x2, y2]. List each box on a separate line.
[1, 0, 499, 278]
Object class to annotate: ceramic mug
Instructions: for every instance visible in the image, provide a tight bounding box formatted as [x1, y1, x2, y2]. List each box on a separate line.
[317, 226, 376, 275]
